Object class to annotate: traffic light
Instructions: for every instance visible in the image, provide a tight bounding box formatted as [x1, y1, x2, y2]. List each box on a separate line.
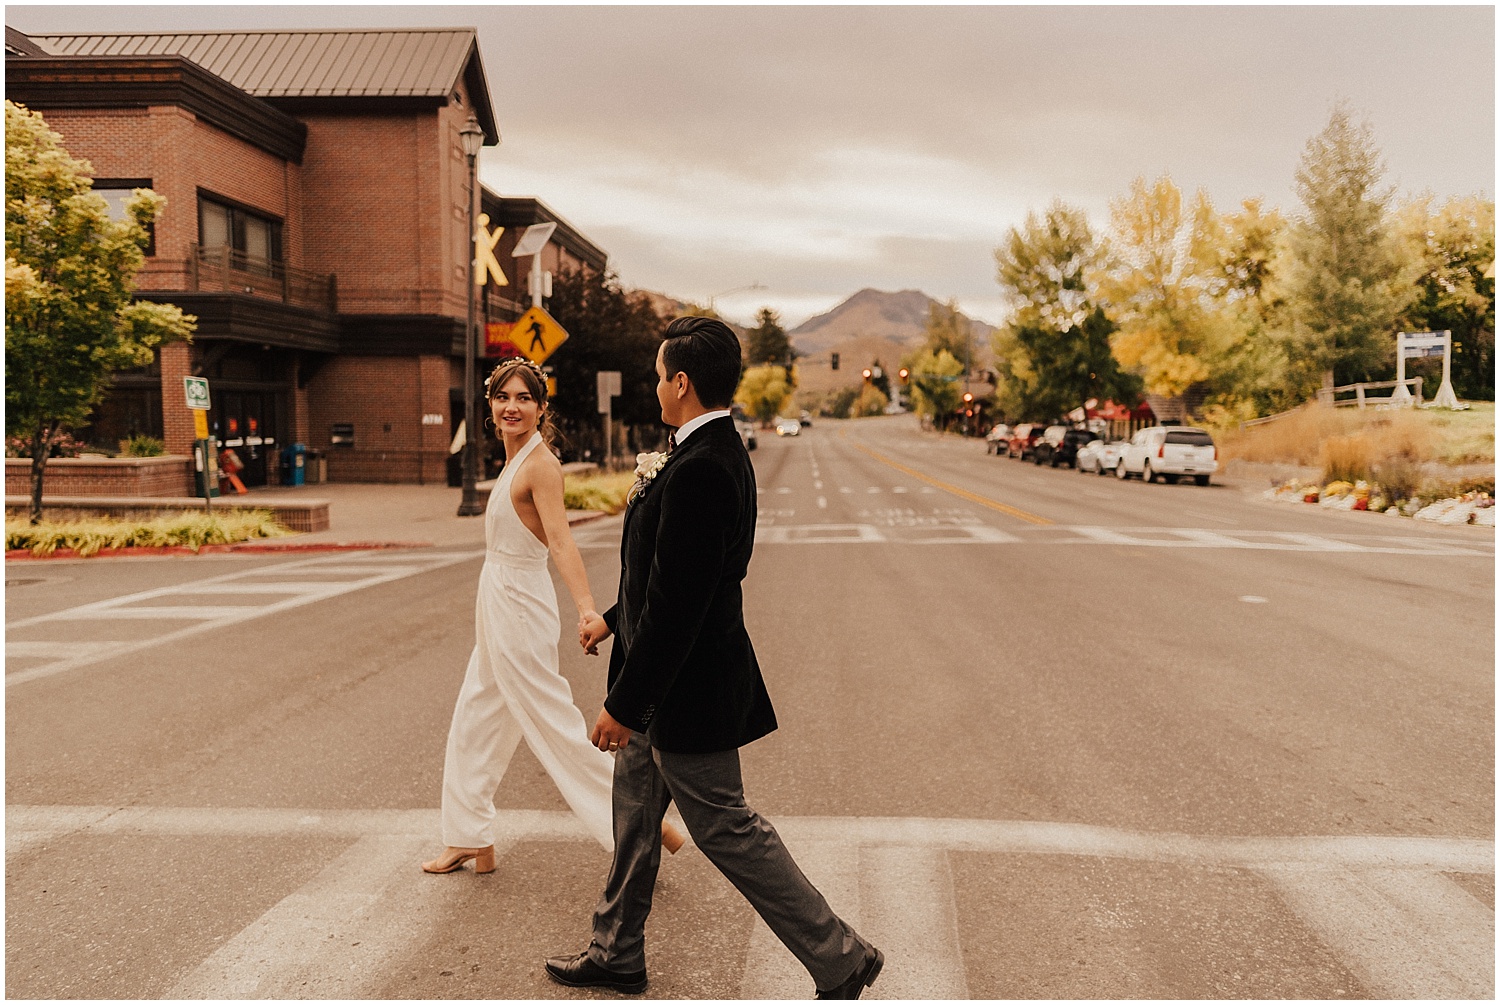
[963, 392, 973, 403]
[861, 368, 873, 381]
[898, 368, 909, 384]
[830, 352, 839, 371]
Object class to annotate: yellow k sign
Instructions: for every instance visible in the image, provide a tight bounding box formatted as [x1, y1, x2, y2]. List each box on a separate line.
[474, 213, 507, 286]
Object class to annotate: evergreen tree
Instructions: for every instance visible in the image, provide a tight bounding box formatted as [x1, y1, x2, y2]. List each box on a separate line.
[745, 307, 792, 366]
[1282, 102, 1412, 396]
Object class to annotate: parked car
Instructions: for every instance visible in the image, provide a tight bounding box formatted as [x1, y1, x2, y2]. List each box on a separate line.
[1116, 426, 1218, 484]
[1006, 423, 1046, 460]
[799, 410, 813, 427]
[1034, 426, 1098, 467]
[736, 419, 757, 450]
[984, 423, 1011, 455]
[775, 417, 802, 437]
[1075, 438, 1125, 475]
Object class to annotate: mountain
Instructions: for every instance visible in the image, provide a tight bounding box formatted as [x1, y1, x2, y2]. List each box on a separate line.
[788, 288, 996, 394]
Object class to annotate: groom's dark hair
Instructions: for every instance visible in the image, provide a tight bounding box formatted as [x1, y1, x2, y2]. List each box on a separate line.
[661, 316, 743, 408]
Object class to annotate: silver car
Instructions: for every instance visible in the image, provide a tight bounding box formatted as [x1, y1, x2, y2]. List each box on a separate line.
[1075, 438, 1124, 475]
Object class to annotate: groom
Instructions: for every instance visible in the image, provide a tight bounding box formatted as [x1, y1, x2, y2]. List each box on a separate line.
[546, 316, 883, 999]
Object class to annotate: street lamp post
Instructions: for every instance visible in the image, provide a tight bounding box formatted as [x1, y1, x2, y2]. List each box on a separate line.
[456, 115, 487, 517]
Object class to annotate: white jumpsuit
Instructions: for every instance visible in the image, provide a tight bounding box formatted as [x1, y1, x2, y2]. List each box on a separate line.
[438, 431, 615, 850]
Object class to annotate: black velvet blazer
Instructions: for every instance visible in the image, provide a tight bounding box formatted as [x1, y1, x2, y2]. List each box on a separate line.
[601, 415, 777, 753]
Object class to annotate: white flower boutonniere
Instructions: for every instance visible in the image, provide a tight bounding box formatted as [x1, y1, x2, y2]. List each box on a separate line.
[627, 450, 670, 505]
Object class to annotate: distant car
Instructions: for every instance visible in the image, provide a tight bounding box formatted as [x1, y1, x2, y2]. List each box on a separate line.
[799, 410, 813, 427]
[775, 417, 801, 437]
[1033, 426, 1099, 467]
[984, 423, 1011, 455]
[1116, 426, 1218, 484]
[736, 419, 757, 451]
[1075, 438, 1124, 475]
[1006, 423, 1046, 460]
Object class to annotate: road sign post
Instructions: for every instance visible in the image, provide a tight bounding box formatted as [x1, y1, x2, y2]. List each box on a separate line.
[597, 370, 622, 469]
[184, 377, 214, 512]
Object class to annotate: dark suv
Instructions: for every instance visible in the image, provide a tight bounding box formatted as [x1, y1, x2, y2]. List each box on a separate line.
[1034, 426, 1099, 467]
[1006, 423, 1046, 460]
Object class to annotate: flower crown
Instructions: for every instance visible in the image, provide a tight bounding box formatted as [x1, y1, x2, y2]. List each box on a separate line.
[485, 356, 547, 397]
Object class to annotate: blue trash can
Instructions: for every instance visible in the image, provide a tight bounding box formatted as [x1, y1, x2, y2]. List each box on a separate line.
[280, 443, 307, 486]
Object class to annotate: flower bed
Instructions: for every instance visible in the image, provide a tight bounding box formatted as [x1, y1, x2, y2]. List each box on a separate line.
[5, 509, 292, 557]
[1264, 478, 1495, 526]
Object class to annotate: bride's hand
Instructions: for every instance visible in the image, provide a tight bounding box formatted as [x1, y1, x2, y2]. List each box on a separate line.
[579, 610, 611, 655]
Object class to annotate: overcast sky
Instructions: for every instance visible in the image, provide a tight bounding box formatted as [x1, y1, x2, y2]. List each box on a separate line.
[10, 5, 1495, 328]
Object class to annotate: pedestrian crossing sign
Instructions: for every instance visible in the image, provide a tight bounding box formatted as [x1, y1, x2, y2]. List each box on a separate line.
[510, 306, 569, 365]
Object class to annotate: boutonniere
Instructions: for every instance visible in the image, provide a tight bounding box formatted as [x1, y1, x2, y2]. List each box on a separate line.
[627, 450, 670, 505]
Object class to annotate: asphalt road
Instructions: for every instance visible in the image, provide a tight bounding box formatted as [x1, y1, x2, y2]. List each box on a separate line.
[7, 414, 1494, 999]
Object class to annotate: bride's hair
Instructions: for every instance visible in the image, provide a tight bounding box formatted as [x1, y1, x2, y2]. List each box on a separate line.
[485, 357, 560, 449]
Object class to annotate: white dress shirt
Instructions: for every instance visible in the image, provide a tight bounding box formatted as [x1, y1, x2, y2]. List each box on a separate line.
[672, 408, 732, 447]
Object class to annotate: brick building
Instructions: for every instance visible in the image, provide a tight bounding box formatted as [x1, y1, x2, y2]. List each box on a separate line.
[5, 26, 606, 487]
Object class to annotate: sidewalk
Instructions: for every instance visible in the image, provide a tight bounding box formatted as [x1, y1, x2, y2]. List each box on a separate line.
[230, 481, 610, 548]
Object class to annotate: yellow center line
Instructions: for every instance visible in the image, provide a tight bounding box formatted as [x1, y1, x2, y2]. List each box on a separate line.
[848, 439, 1055, 526]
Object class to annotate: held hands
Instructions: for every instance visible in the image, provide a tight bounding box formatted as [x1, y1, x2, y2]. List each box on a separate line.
[590, 707, 633, 752]
[578, 610, 611, 656]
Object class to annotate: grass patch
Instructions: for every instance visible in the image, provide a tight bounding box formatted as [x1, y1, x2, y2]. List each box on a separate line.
[563, 471, 636, 514]
[1221, 402, 1493, 468]
[6, 509, 292, 557]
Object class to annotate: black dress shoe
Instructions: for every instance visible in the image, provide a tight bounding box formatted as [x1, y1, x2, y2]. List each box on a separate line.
[815, 945, 883, 1000]
[544, 950, 648, 994]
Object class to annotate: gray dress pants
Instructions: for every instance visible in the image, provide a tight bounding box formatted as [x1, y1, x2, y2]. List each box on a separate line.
[587, 739, 869, 990]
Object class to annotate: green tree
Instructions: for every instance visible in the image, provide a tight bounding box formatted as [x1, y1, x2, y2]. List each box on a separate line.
[992, 201, 1135, 420]
[1394, 194, 1495, 401]
[923, 299, 972, 368]
[734, 364, 792, 425]
[745, 307, 792, 366]
[906, 348, 964, 427]
[546, 264, 669, 459]
[5, 100, 195, 523]
[851, 384, 888, 417]
[1281, 102, 1412, 396]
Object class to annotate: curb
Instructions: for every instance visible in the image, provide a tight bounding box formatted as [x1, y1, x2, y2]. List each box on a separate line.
[5, 540, 431, 561]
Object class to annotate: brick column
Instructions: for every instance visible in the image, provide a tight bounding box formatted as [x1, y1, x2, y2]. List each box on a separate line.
[159, 342, 195, 456]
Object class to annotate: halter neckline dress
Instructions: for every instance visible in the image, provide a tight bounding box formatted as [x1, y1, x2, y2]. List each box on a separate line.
[437, 430, 615, 850]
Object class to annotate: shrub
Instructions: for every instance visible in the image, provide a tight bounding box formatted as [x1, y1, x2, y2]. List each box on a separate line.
[118, 434, 166, 457]
[1319, 433, 1373, 484]
[562, 471, 636, 514]
[1372, 456, 1423, 503]
[5, 509, 291, 557]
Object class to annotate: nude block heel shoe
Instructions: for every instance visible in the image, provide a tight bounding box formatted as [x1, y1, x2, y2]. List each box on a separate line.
[661, 821, 686, 855]
[422, 845, 496, 874]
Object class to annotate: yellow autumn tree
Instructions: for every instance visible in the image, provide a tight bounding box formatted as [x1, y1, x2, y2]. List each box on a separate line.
[1098, 175, 1222, 399]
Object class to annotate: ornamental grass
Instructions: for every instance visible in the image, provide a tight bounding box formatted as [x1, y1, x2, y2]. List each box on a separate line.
[562, 471, 637, 514]
[6, 509, 292, 557]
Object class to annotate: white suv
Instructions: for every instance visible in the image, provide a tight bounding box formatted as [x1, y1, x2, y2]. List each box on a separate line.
[1116, 426, 1218, 485]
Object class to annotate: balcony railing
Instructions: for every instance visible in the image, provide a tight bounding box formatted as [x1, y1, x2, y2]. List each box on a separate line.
[134, 245, 337, 314]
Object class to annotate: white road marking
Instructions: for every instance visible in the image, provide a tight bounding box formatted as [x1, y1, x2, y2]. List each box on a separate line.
[814, 480, 823, 490]
[4, 550, 483, 687]
[891, 486, 907, 494]
[11, 806, 1490, 998]
[1240, 596, 1270, 604]
[866, 486, 882, 493]
[818, 497, 827, 509]
[1261, 865, 1495, 999]
[840, 487, 853, 494]
[750, 524, 1491, 556]
[777, 486, 792, 494]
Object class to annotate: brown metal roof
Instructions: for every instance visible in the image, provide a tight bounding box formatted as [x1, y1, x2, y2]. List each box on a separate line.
[35, 29, 478, 99]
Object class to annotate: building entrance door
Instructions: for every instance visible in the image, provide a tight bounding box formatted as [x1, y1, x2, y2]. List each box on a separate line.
[213, 390, 281, 487]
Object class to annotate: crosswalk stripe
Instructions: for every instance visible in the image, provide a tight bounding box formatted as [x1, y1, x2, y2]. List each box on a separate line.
[5, 550, 484, 687]
[747, 523, 1492, 556]
[11, 805, 1490, 998]
[167, 834, 437, 999]
[1259, 865, 1495, 998]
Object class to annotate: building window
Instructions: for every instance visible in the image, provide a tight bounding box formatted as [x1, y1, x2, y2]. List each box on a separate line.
[94, 178, 155, 255]
[198, 195, 283, 276]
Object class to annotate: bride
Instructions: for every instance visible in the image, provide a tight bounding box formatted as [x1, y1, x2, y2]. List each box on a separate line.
[423, 357, 682, 874]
